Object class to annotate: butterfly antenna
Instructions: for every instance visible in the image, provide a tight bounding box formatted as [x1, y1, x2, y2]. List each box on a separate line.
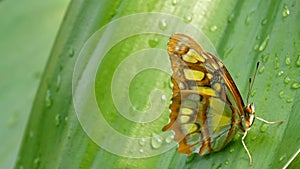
[246, 62, 260, 104]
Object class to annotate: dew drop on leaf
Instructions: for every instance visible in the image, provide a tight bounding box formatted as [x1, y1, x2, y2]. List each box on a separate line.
[151, 133, 163, 149]
[258, 66, 265, 74]
[250, 90, 256, 97]
[284, 76, 291, 84]
[277, 70, 284, 77]
[69, 48, 75, 58]
[279, 90, 285, 99]
[291, 82, 300, 89]
[210, 25, 218, 32]
[139, 137, 146, 146]
[165, 132, 174, 143]
[183, 15, 192, 23]
[262, 54, 269, 63]
[55, 114, 61, 126]
[286, 98, 293, 103]
[29, 130, 34, 138]
[261, 18, 268, 25]
[260, 124, 269, 132]
[296, 55, 300, 66]
[223, 47, 233, 58]
[158, 19, 167, 30]
[228, 13, 235, 23]
[148, 38, 159, 47]
[161, 94, 166, 101]
[282, 4, 290, 17]
[258, 35, 270, 52]
[56, 74, 61, 92]
[33, 157, 40, 169]
[171, 0, 177, 6]
[279, 154, 286, 162]
[285, 57, 291, 65]
[45, 89, 52, 108]
[275, 56, 279, 69]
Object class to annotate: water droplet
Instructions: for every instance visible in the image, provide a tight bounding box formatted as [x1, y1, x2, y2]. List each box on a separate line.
[171, 0, 177, 6]
[258, 66, 265, 74]
[261, 18, 268, 25]
[151, 133, 163, 149]
[275, 56, 279, 69]
[284, 76, 291, 84]
[262, 54, 269, 63]
[139, 137, 146, 146]
[260, 124, 269, 132]
[7, 111, 19, 127]
[279, 154, 286, 162]
[158, 19, 167, 30]
[282, 4, 290, 17]
[285, 57, 291, 65]
[229, 147, 235, 153]
[245, 15, 251, 25]
[250, 90, 256, 97]
[33, 157, 40, 169]
[29, 131, 34, 138]
[45, 89, 52, 108]
[183, 15, 192, 23]
[253, 44, 259, 51]
[228, 13, 235, 23]
[251, 135, 257, 141]
[224, 47, 233, 58]
[139, 149, 144, 153]
[256, 35, 261, 40]
[259, 35, 270, 52]
[286, 98, 293, 103]
[291, 82, 300, 89]
[296, 55, 300, 66]
[69, 48, 75, 58]
[64, 116, 69, 122]
[56, 74, 61, 92]
[225, 160, 229, 165]
[161, 94, 166, 101]
[279, 90, 285, 99]
[169, 79, 173, 89]
[210, 25, 218, 32]
[165, 132, 174, 143]
[277, 70, 284, 77]
[266, 84, 271, 91]
[55, 114, 61, 126]
[148, 38, 159, 47]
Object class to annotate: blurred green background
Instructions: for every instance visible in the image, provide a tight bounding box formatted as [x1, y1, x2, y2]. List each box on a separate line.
[0, 0, 69, 168]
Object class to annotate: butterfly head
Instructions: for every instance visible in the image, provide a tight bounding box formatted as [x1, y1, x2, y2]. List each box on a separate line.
[243, 103, 256, 128]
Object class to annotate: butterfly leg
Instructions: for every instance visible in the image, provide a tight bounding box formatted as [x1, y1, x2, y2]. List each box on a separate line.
[256, 117, 284, 124]
[242, 128, 253, 166]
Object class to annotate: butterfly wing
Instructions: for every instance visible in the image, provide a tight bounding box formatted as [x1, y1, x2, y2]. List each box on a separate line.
[163, 34, 245, 155]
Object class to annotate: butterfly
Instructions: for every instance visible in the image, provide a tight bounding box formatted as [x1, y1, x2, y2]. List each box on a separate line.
[162, 33, 283, 165]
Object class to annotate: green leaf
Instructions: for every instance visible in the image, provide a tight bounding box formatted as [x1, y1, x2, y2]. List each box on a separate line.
[15, 0, 299, 169]
[0, 1, 68, 169]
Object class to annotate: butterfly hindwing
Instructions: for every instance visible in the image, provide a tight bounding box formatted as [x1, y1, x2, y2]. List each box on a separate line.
[163, 33, 244, 155]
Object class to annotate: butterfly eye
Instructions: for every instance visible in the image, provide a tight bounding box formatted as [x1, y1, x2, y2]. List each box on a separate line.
[249, 103, 255, 114]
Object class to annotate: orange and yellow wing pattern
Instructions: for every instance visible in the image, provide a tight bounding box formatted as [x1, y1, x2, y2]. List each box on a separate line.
[163, 34, 245, 155]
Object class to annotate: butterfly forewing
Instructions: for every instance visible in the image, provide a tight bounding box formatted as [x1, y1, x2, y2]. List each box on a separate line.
[163, 34, 244, 155]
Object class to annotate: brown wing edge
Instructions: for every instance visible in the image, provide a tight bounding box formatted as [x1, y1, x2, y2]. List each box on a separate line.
[162, 33, 246, 155]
